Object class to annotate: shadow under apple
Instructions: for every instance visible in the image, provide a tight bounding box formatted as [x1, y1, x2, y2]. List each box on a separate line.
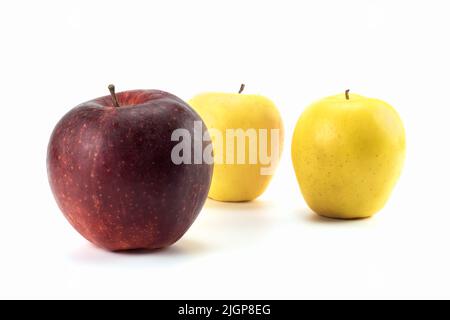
[204, 198, 274, 212]
[297, 207, 377, 226]
[69, 237, 208, 267]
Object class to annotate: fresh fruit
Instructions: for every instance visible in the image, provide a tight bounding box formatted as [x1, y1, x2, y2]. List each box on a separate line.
[47, 85, 213, 251]
[189, 85, 284, 202]
[292, 90, 406, 219]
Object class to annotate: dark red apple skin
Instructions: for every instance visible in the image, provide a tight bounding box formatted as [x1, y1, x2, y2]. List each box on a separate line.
[47, 90, 213, 251]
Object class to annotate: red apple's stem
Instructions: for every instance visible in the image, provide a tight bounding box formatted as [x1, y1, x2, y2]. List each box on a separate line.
[345, 89, 350, 100]
[239, 84, 245, 94]
[108, 84, 121, 108]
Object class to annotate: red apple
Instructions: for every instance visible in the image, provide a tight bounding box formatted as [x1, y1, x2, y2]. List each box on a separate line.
[47, 85, 213, 251]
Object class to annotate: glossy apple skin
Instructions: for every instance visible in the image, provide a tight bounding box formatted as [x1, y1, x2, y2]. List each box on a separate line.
[47, 90, 213, 251]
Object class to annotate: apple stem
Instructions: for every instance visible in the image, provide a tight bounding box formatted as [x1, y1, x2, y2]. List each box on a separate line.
[108, 84, 121, 108]
[345, 89, 350, 100]
[239, 84, 245, 94]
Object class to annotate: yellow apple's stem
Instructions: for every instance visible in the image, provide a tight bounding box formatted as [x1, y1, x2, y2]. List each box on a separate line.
[108, 84, 121, 108]
[239, 84, 245, 94]
[345, 89, 350, 100]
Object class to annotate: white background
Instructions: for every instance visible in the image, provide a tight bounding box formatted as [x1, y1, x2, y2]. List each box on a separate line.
[0, 0, 449, 299]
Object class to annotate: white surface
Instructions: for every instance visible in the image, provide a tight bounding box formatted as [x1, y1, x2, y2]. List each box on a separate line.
[1, 0, 450, 299]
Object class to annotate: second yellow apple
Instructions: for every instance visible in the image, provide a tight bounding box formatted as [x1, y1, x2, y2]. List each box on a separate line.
[189, 85, 284, 202]
[291, 91, 406, 219]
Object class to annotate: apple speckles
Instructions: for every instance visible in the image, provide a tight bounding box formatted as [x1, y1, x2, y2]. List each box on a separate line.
[91, 195, 100, 208]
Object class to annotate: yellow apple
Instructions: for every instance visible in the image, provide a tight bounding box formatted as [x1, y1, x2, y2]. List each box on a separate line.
[189, 85, 284, 202]
[291, 91, 406, 219]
